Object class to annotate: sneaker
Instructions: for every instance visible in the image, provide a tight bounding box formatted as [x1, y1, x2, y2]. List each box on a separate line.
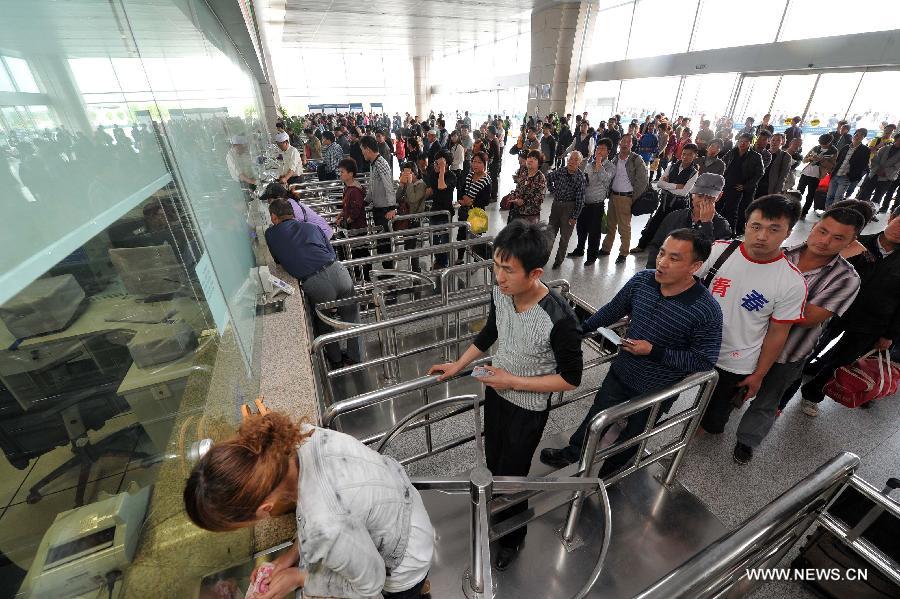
[629, 246, 645, 254]
[801, 399, 819, 417]
[615, 255, 627, 264]
[551, 261, 562, 269]
[733, 442, 753, 464]
[584, 258, 596, 266]
[567, 250, 584, 258]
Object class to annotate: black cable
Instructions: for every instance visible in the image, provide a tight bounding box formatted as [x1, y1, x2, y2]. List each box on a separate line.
[105, 570, 122, 599]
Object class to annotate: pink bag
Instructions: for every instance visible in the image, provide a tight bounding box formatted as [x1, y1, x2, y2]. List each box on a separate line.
[824, 350, 900, 408]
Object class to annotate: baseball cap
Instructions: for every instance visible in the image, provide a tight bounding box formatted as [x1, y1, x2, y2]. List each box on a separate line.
[692, 173, 725, 197]
[273, 131, 289, 143]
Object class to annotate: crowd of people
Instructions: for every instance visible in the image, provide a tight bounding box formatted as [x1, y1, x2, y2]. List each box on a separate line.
[205, 106, 900, 595]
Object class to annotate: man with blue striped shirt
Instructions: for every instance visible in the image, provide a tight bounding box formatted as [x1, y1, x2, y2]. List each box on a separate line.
[541, 229, 723, 473]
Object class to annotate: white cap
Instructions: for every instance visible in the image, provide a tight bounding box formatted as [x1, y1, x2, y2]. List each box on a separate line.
[273, 131, 290, 143]
[230, 134, 247, 145]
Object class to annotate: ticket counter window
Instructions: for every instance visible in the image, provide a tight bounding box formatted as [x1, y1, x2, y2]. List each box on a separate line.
[0, 188, 213, 597]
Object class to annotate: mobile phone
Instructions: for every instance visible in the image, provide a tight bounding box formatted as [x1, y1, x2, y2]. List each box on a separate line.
[596, 327, 623, 346]
[471, 366, 494, 378]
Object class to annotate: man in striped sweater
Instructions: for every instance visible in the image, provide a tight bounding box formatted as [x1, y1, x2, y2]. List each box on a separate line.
[428, 220, 583, 571]
[541, 229, 723, 473]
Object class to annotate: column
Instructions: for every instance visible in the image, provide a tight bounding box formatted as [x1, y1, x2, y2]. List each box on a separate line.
[528, 0, 597, 117]
[413, 56, 431, 118]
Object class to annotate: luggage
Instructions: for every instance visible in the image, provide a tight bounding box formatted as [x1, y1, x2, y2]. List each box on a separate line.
[631, 187, 660, 216]
[823, 350, 900, 408]
[793, 478, 900, 599]
[126, 321, 198, 368]
[0, 275, 86, 339]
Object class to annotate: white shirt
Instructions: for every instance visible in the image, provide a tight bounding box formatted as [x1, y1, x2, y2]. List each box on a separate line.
[381, 489, 434, 592]
[278, 145, 303, 178]
[451, 144, 465, 170]
[696, 241, 808, 375]
[611, 156, 633, 193]
[657, 164, 699, 197]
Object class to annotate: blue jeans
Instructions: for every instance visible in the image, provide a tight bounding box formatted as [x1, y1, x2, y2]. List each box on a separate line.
[825, 175, 853, 207]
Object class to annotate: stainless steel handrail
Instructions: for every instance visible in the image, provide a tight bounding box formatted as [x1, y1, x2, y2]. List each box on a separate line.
[562, 370, 719, 542]
[373, 394, 612, 599]
[387, 210, 454, 230]
[330, 221, 471, 249]
[634, 451, 861, 599]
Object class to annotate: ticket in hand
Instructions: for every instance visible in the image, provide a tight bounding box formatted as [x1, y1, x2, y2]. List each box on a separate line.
[596, 327, 623, 346]
[471, 366, 494, 377]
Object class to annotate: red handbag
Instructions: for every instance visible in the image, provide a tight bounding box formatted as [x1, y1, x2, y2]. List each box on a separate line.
[823, 350, 900, 408]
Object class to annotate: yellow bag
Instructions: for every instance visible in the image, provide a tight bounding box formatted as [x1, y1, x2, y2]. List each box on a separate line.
[467, 207, 489, 234]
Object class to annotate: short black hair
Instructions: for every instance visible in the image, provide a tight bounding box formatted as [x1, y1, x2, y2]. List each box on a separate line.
[493, 220, 551, 273]
[757, 130, 771, 139]
[666, 228, 712, 262]
[818, 133, 833, 145]
[268, 198, 294, 219]
[261, 182, 291, 202]
[525, 149, 542, 161]
[745, 194, 801, 228]
[322, 131, 335, 142]
[681, 143, 698, 153]
[738, 132, 753, 141]
[400, 161, 418, 176]
[338, 157, 358, 176]
[828, 199, 874, 230]
[596, 138, 614, 153]
[359, 135, 378, 152]
[438, 149, 452, 163]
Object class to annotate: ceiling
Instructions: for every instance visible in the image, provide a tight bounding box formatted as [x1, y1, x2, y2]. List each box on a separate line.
[257, 0, 536, 55]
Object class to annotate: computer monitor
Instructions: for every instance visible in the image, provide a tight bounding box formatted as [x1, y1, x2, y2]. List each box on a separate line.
[108, 244, 187, 299]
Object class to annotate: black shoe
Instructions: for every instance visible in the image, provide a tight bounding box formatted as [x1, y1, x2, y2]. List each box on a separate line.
[872, 215, 879, 222]
[584, 258, 596, 266]
[598, 249, 611, 256]
[539, 447, 577, 468]
[341, 353, 359, 367]
[878, 207, 889, 214]
[494, 544, 521, 571]
[629, 246, 645, 254]
[615, 255, 627, 264]
[552, 261, 562, 269]
[733, 442, 753, 464]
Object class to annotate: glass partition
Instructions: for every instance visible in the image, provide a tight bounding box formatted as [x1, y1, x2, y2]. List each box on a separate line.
[779, 0, 900, 41]
[690, 0, 786, 51]
[0, 1, 266, 597]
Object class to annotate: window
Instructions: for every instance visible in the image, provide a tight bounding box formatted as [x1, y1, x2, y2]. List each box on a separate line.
[846, 71, 900, 133]
[779, 0, 900, 41]
[676, 73, 740, 125]
[804, 72, 864, 130]
[586, 2, 634, 64]
[627, 0, 697, 59]
[617, 77, 680, 121]
[691, 0, 786, 51]
[734, 76, 781, 124]
[4, 57, 39, 93]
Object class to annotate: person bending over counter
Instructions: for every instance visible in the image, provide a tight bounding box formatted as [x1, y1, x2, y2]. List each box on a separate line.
[184, 412, 434, 599]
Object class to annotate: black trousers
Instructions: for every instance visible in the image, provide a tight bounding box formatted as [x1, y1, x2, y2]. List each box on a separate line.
[637, 196, 686, 248]
[700, 367, 748, 434]
[484, 387, 550, 549]
[489, 163, 501, 200]
[372, 207, 395, 269]
[574, 203, 605, 259]
[797, 174, 820, 215]
[382, 573, 430, 599]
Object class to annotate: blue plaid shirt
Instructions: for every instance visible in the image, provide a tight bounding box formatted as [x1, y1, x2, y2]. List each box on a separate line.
[546, 166, 586, 220]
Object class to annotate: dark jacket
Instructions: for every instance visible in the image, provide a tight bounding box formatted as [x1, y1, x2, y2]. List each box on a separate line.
[645, 208, 732, 269]
[762, 149, 793, 195]
[831, 143, 871, 182]
[723, 147, 764, 188]
[840, 233, 900, 338]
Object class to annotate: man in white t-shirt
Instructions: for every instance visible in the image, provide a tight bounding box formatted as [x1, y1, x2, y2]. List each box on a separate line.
[697, 194, 808, 435]
[274, 131, 304, 186]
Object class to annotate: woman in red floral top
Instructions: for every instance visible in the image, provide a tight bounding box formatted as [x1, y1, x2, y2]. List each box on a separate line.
[508, 149, 546, 224]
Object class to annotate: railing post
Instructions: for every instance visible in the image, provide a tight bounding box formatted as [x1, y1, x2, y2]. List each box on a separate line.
[468, 467, 493, 598]
[562, 415, 609, 545]
[660, 374, 717, 487]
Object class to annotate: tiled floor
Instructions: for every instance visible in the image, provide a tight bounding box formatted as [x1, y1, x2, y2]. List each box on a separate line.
[481, 152, 900, 597]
